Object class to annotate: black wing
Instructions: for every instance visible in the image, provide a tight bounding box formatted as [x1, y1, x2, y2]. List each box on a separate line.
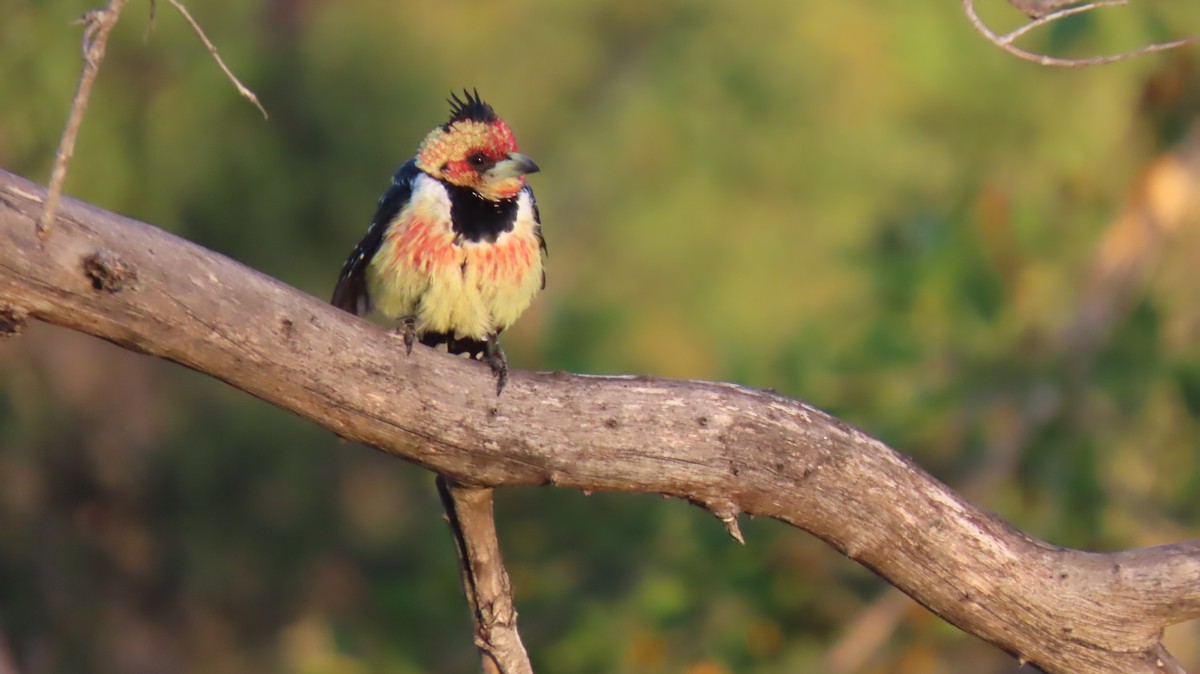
[528, 185, 547, 290]
[331, 161, 421, 314]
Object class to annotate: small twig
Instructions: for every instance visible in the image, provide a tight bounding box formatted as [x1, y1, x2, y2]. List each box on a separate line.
[436, 477, 534, 674]
[145, 0, 157, 40]
[40, 0, 265, 239]
[965, 0, 1200, 67]
[164, 0, 267, 119]
[38, 0, 131, 239]
[1000, 0, 1128, 45]
[1009, 0, 1090, 19]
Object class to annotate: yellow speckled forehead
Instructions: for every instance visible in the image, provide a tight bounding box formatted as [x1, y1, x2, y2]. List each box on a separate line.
[415, 120, 517, 174]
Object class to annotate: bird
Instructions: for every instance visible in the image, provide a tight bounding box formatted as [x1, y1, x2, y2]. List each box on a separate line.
[331, 89, 545, 394]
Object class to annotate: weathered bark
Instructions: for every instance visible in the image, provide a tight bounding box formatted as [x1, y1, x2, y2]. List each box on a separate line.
[0, 169, 1197, 674]
[438, 478, 533, 674]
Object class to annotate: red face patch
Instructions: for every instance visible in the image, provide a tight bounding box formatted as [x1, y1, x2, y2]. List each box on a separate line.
[415, 117, 530, 200]
[419, 120, 518, 175]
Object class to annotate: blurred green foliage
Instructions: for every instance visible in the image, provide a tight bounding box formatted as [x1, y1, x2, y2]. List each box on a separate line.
[3, 0, 1200, 672]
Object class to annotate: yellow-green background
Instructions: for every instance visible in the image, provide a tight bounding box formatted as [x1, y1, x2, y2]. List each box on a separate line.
[3, 1, 1200, 672]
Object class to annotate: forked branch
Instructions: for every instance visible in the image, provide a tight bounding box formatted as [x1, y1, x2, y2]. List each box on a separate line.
[0, 170, 1198, 674]
[39, 0, 264, 238]
[39, 0, 130, 238]
[966, 0, 1200, 66]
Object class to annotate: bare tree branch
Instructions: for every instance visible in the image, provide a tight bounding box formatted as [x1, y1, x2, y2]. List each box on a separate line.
[828, 119, 1200, 672]
[967, 0, 1200, 67]
[163, 0, 267, 119]
[38, 0, 130, 239]
[39, 0, 265, 240]
[1001, 0, 1127, 45]
[1009, 0, 1106, 19]
[1, 168, 1199, 674]
[437, 477, 534, 674]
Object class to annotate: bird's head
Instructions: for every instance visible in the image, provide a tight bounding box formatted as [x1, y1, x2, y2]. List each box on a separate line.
[415, 89, 539, 201]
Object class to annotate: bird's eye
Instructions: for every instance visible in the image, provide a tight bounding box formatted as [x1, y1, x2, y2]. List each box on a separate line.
[467, 152, 489, 168]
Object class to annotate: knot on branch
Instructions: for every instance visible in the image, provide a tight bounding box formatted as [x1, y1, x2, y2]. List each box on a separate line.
[83, 248, 137, 292]
[0, 306, 28, 338]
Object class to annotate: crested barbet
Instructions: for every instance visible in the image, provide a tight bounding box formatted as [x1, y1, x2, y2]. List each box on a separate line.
[332, 90, 545, 394]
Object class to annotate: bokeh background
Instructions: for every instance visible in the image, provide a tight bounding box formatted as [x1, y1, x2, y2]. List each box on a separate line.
[3, 1, 1200, 672]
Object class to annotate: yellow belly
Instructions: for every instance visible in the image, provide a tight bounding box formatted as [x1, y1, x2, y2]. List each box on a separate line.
[367, 225, 542, 340]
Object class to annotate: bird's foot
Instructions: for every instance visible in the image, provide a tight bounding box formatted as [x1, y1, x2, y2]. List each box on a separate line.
[484, 336, 508, 395]
[395, 318, 416, 355]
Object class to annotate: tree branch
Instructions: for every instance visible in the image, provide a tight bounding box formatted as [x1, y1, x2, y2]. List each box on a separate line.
[1009, 0, 1110, 20]
[828, 121, 1200, 671]
[162, 0, 267, 119]
[1, 168, 1198, 674]
[968, 0, 1200, 67]
[437, 477, 533, 674]
[40, 0, 265, 239]
[39, 0, 130, 238]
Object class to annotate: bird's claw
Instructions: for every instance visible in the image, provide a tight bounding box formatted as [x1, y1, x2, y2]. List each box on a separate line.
[484, 338, 508, 395]
[398, 318, 416, 356]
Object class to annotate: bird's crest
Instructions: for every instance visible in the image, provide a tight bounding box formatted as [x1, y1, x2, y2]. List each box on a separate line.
[446, 89, 497, 127]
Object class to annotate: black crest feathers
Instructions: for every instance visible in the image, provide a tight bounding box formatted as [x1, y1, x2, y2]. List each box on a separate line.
[445, 88, 497, 127]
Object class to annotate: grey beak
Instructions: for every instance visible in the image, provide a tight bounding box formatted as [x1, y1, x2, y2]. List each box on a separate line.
[490, 152, 540, 178]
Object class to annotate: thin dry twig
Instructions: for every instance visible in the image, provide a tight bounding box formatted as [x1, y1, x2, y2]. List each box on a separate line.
[1001, 0, 1127, 44]
[38, 0, 131, 239]
[1010, 0, 1092, 19]
[966, 0, 1200, 67]
[436, 477, 534, 674]
[164, 0, 267, 119]
[145, 0, 157, 40]
[40, 0, 265, 239]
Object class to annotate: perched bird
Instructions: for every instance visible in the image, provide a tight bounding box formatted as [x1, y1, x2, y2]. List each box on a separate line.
[332, 90, 545, 394]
